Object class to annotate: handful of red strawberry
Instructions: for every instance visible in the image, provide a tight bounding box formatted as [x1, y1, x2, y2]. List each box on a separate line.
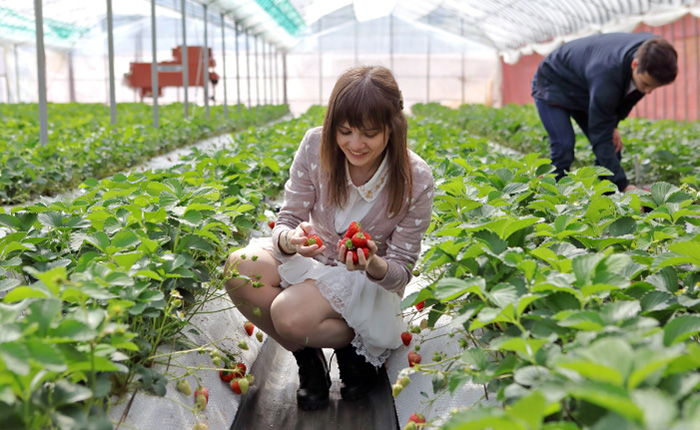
[341, 221, 371, 263]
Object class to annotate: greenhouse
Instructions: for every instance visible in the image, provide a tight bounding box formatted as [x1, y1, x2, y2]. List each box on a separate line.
[2, 0, 700, 429]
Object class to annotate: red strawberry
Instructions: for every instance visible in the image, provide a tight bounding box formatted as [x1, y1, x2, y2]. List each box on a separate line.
[358, 247, 369, 259]
[244, 321, 254, 336]
[408, 351, 422, 367]
[268, 220, 275, 229]
[350, 250, 359, 264]
[219, 369, 235, 382]
[408, 412, 426, 425]
[231, 362, 246, 379]
[351, 232, 368, 248]
[194, 387, 209, 409]
[344, 221, 362, 238]
[401, 332, 412, 346]
[305, 234, 323, 247]
[415, 300, 425, 311]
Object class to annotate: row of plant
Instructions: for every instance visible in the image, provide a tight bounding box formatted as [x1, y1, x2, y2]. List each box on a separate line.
[414, 103, 700, 189]
[0, 103, 289, 205]
[0, 106, 325, 429]
[399, 105, 700, 429]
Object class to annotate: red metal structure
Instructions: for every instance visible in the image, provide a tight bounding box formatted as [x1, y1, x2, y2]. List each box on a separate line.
[124, 46, 219, 99]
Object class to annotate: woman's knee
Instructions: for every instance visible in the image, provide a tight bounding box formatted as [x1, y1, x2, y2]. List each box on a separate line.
[269, 296, 309, 343]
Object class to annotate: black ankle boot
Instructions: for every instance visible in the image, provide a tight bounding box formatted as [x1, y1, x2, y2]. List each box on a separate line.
[334, 344, 378, 401]
[292, 347, 331, 410]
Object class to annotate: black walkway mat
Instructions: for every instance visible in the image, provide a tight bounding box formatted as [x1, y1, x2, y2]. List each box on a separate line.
[230, 340, 400, 430]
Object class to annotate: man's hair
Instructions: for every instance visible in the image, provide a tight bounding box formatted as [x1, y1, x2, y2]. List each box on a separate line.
[635, 37, 678, 84]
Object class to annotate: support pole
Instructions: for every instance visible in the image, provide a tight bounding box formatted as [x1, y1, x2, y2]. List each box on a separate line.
[14, 45, 20, 103]
[262, 40, 267, 105]
[273, 47, 278, 105]
[181, 0, 189, 117]
[107, 0, 116, 123]
[283, 51, 288, 106]
[235, 23, 241, 113]
[34, 0, 48, 144]
[426, 20, 431, 103]
[203, 3, 210, 119]
[389, 14, 393, 71]
[151, 0, 159, 128]
[221, 13, 228, 119]
[318, 20, 322, 105]
[246, 29, 251, 109]
[68, 51, 76, 102]
[255, 34, 260, 106]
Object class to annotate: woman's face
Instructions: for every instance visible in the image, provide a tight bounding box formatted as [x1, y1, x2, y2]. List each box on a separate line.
[336, 121, 390, 173]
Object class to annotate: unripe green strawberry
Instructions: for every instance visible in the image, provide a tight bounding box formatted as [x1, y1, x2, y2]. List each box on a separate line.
[176, 379, 192, 395]
[392, 383, 403, 396]
[256, 331, 263, 342]
[238, 340, 248, 350]
[193, 424, 209, 430]
[403, 422, 418, 430]
[399, 375, 411, 387]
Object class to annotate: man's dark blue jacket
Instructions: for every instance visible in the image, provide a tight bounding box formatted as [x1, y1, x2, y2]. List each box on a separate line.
[532, 32, 657, 191]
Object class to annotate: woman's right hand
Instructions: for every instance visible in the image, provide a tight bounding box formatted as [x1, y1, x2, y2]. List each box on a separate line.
[284, 222, 326, 257]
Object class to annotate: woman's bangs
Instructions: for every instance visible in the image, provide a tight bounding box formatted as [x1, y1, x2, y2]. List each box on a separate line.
[336, 84, 388, 130]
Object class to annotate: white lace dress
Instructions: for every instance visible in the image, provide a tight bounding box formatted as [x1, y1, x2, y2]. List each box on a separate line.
[260, 155, 406, 366]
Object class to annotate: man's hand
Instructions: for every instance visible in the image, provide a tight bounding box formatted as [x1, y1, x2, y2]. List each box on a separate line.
[622, 184, 639, 193]
[612, 128, 624, 154]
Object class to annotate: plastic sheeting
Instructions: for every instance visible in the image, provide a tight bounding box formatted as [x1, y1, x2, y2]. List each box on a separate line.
[502, 5, 700, 64]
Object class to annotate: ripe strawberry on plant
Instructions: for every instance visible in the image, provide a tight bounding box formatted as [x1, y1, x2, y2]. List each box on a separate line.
[244, 321, 254, 336]
[268, 220, 275, 229]
[194, 387, 209, 410]
[219, 369, 235, 382]
[305, 234, 323, 247]
[401, 332, 412, 346]
[344, 221, 362, 238]
[351, 232, 369, 248]
[231, 362, 246, 379]
[408, 412, 426, 426]
[415, 300, 425, 311]
[408, 351, 422, 367]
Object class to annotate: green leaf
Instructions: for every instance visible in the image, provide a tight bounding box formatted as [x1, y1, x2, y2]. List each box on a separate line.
[86, 232, 110, 252]
[663, 315, 700, 346]
[176, 234, 215, 254]
[52, 379, 93, 406]
[556, 311, 605, 331]
[569, 382, 643, 422]
[435, 277, 486, 301]
[640, 290, 675, 313]
[632, 389, 676, 430]
[506, 391, 552, 428]
[667, 241, 700, 268]
[26, 340, 67, 372]
[3, 286, 49, 302]
[111, 230, 140, 249]
[51, 320, 97, 342]
[0, 278, 20, 293]
[0, 342, 30, 375]
[37, 211, 65, 228]
[607, 216, 637, 237]
[513, 366, 550, 387]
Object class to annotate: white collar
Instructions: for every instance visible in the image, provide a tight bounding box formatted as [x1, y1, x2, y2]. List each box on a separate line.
[345, 154, 389, 202]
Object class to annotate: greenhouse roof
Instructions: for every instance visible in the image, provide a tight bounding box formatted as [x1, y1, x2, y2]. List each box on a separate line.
[1, 0, 699, 54]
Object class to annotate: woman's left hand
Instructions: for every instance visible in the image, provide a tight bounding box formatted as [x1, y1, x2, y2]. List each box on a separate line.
[338, 239, 379, 271]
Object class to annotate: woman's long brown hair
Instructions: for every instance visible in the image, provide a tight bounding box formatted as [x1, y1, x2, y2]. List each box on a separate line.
[320, 66, 412, 218]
